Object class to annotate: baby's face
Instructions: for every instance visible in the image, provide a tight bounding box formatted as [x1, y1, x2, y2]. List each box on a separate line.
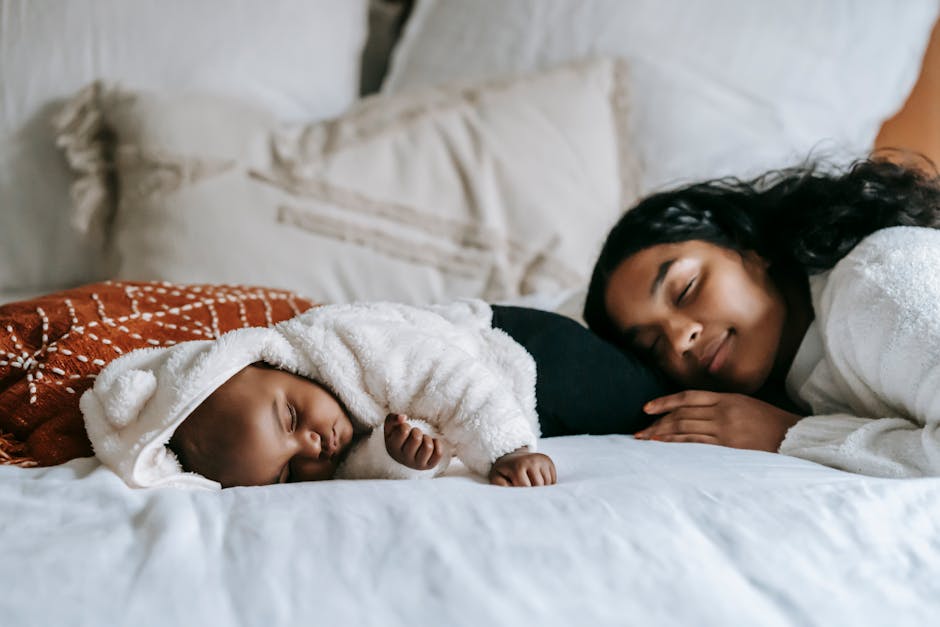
[170, 364, 355, 487]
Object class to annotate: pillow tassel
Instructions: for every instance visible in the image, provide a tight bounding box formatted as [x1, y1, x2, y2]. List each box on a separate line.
[52, 81, 116, 242]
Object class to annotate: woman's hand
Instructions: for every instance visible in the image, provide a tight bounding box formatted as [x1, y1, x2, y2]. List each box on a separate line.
[489, 447, 556, 487]
[384, 413, 445, 470]
[635, 391, 802, 452]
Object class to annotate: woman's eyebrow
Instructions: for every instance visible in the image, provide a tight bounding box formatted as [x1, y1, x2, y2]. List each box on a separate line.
[651, 258, 676, 296]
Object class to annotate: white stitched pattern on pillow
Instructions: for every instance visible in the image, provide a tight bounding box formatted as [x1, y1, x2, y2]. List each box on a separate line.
[56, 59, 640, 305]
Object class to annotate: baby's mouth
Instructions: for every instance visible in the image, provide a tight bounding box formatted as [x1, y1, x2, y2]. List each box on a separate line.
[320, 426, 340, 459]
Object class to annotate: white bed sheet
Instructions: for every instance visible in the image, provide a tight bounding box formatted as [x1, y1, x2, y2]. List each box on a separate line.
[2, 435, 938, 626]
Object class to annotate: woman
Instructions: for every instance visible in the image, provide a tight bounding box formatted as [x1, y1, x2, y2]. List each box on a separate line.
[584, 157, 940, 477]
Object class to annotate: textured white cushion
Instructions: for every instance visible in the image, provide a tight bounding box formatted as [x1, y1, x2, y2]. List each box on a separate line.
[56, 59, 638, 304]
[385, 0, 939, 192]
[0, 0, 369, 293]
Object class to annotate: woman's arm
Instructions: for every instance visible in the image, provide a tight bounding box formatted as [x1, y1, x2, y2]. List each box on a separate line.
[779, 227, 940, 477]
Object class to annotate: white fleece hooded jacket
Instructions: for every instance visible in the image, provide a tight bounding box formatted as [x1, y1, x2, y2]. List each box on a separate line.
[782, 226, 940, 477]
[81, 299, 539, 489]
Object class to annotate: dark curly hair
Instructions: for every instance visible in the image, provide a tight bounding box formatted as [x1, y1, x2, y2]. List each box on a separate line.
[583, 157, 940, 345]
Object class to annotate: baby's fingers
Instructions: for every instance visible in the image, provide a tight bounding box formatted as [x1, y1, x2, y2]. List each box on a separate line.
[526, 466, 544, 487]
[415, 435, 438, 468]
[542, 459, 557, 486]
[423, 438, 444, 469]
[384, 413, 407, 437]
[489, 471, 511, 487]
[402, 427, 426, 461]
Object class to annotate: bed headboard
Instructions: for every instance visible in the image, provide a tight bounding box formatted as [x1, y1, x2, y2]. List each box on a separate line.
[875, 17, 940, 165]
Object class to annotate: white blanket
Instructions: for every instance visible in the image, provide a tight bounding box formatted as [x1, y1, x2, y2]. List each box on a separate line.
[2, 436, 937, 626]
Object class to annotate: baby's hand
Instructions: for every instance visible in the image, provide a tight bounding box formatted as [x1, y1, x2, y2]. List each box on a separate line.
[489, 447, 556, 487]
[384, 413, 445, 471]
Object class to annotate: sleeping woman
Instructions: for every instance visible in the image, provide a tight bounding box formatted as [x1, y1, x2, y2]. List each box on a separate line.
[583, 157, 940, 477]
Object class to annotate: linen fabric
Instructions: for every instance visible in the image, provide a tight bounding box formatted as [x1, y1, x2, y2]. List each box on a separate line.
[385, 0, 939, 191]
[55, 59, 639, 304]
[0, 0, 369, 294]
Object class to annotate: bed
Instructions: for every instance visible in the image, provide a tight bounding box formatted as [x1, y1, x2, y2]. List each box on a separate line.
[2, 2, 940, 625]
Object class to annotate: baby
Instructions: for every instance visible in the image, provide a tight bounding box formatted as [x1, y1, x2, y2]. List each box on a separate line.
[81, 300, 559, 489]
[82, 298, 663, 489]
[166, 362, 553, 487]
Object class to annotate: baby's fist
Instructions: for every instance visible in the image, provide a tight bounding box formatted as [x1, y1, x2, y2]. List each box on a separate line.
[384, 413, 444, 471]
[489, 448, 556, 487]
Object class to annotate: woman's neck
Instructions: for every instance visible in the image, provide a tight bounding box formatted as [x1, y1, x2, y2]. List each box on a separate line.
[763, 268, 814, 405]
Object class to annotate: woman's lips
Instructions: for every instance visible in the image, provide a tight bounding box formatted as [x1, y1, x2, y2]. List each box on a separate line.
[706, 330, 733, 374]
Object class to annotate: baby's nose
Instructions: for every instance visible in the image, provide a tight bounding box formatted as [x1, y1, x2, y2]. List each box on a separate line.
[300, 429, 322, 458]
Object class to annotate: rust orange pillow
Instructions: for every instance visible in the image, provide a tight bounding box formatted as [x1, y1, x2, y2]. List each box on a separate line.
[0, 281, 315, 467]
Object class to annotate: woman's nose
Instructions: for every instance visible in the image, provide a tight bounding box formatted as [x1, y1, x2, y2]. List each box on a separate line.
[664, 316, 701, 354]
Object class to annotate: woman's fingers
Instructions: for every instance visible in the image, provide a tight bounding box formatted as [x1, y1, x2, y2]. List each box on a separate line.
[636, 408, 722, 439]
[654, 434, 721, 445]
[644, 390, 722, 414]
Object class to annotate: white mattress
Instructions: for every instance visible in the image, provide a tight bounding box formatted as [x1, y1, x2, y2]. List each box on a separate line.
[3, 435, 937, 626]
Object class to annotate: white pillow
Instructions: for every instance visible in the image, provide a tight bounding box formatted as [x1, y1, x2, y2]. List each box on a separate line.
[385, 0, 939, 192]
[0, 0, 369, 294]
[56, 59, 638, 305]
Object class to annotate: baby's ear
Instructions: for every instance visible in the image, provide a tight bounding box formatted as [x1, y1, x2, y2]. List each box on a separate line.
[102, 369, 157, 428]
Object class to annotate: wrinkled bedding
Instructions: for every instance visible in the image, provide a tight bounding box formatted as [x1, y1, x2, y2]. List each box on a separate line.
[2, 435, 937, 626]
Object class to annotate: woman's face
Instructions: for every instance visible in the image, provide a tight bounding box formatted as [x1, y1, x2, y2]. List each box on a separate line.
[603, 240, 787, 394]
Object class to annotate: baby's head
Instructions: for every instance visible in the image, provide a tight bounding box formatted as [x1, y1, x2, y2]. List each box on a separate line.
[169, 363, 356, 487]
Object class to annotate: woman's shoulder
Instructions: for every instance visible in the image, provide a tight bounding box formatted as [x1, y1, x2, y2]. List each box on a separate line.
[823, 226, 940, 289]
[813, 226, 940, 326]
[840, 225, 940, 270]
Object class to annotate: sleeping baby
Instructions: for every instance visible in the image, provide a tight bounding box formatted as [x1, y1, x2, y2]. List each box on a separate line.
[80, 300, 557, 489]
[82, 297, 664, 489]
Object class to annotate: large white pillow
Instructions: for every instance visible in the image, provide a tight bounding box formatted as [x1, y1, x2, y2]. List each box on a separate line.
[385, 0, 939, 192]
[0, 0, 369, 294]
[56, 59, 638, 304]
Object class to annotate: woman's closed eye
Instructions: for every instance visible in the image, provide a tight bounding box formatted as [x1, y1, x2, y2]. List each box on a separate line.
[676, 277, 696, 305]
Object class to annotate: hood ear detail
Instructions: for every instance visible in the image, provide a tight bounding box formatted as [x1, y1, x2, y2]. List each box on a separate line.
[102, 369, 157, 428]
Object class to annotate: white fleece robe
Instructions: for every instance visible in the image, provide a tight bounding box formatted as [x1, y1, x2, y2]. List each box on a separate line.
[781, 226, 940, 477]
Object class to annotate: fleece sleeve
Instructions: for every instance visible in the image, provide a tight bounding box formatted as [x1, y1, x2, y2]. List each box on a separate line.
[779, 228, 940, 477]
